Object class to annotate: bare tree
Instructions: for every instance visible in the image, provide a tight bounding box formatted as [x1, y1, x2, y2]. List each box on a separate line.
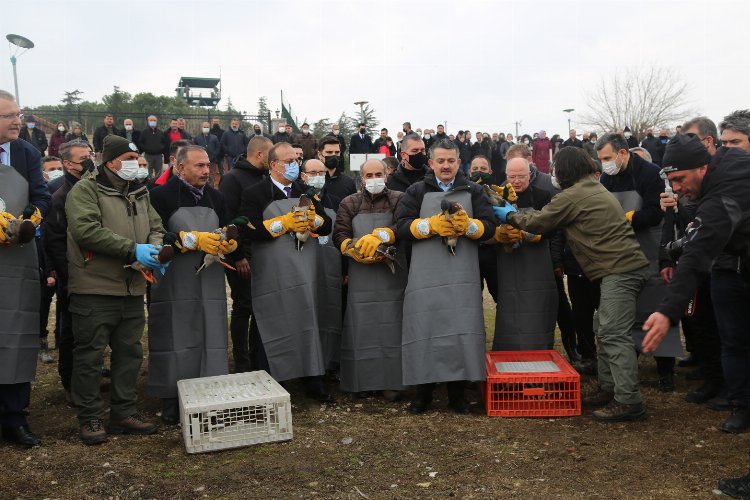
[580, 66, 693, 139]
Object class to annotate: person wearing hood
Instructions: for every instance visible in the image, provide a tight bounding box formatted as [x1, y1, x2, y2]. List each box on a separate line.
[387, 134, 428, 193]
[395, 139, 497, 414]
[19, 114, 48, 155]
[48, 122, 68, 158]
[219, 136, 272, 373]
[148, 145, 236, 424]
[318, 136, 355, 210]
[531, 130, 552, 174]
[239, 142, 334, 403]
[334, 158, 405, 400]
[623, 127, 639, 148]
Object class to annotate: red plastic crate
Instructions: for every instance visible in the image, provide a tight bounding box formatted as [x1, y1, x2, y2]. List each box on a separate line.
[484, 350, 581, 417]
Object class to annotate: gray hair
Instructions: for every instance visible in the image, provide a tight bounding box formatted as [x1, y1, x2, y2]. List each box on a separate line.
[428, 138, 459, 159]
[59, 140, 90, 161]
[0, 90, 15, 102]
[719, 110, 750, 136]
[682, 116, 718, 143]
[629, 147, 652, 163]
[595, 133, 629, 153]
[175, 145, 208, 166]
[401, 133, 423, 151]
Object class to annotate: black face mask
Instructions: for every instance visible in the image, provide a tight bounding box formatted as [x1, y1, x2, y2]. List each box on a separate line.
[407, 152, 428, 169]
[647, 133, 654, 138]
[81, 159, 96, 172]
[254, 129, 261, 134]
[470, 172, 493, 185]
[323, 155, 340, 171]
[359, 128, 366, 134]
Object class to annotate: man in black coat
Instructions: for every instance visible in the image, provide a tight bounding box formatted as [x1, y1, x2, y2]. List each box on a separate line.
[19, 115, 48, 154]
[271, 123, 293, 144]
[349, 123, 374, 154]
[219, 136, 272, 372]
[139, 115, 165, 179]
[563, 129, 583, 149]
[92, 114, 119, 159]
[386, 134, 428, 193]
[317, 136, 355, 211]
[640, 128, 662, 166]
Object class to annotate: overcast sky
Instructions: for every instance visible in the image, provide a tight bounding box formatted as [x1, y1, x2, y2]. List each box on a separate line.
[2, 0, 748, 136]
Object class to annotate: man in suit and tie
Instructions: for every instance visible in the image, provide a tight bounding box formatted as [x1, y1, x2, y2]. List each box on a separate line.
[349, 123, 374, 154]
[0, 89, 51, 447]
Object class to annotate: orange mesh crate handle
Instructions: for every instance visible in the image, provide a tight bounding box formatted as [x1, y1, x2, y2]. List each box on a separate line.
[522, 387, 546, 397]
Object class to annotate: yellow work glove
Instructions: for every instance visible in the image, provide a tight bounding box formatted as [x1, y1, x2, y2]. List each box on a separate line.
[625, 210, 635, 222]
[218, 239, 238, 255]
[263, 211, 308, 237]
[451, 210, 469, 233]
[494, 224, 523, 244]
[21, 205, 42, 226]
[355, 227, 395, 258]
[410, 213, 454, 239]
[0, 211, 14, 245]
[522, 231, 542, 243]
[464, 218, 485, 240]
[179, 231, 221, 255]
[340, 238, 377, 263]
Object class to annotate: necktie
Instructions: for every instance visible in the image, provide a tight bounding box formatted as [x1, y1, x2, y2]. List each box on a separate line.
[283, 186, 291, 198]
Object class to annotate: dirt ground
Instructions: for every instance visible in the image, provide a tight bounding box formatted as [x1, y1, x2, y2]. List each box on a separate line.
[1, 302, 749, 499]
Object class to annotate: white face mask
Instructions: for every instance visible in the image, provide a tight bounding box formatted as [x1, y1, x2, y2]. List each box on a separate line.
[332, 129, 339, 136]
[302, 128, 309, 135]
[117, 159, 140, 181]
[135, 167, 149, 181]
[125, 125, 133, 131]
[57, 125, 65, 132]
[306, 175, 326, 190]
[624, 132, 632, 139]
[279, 127, 286, 133]
[202, 127, 210, 134]
[601, 156, 621, 176]
[365, 177, 386, 195]
[47, 169, 64, 182]
[551, 174, 560, 189]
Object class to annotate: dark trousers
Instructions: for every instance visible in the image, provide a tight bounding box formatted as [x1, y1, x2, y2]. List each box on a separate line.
[555, 276, 577, 358]
[0, 382, 31, 427]
[478, 245, 498, 303]
[655, 356, 675, 376]
[226, 269, 255, 372]
[57, 288, 74, 391]
[681, 278, 723, 385]
[567, 273, 600, 360]
[417, 381, 466, 403]
[711, 270, 750, 407]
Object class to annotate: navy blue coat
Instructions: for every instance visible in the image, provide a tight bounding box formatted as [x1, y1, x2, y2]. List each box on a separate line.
[193, 133, 221, 164]
[349, 133, 374, 154]
[9, 138, 51, 215]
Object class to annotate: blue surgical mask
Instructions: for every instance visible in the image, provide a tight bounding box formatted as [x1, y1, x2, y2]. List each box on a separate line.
[27, 123, 35, 129]
[148, 120, 157, 127]
[283, 161, 299, 181]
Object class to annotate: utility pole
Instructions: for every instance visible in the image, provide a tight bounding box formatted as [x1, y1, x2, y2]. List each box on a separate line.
[514, 120, 522, 139]
[563, 108, 575, 133]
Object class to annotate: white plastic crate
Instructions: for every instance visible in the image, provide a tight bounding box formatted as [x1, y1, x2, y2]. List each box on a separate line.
[177, 370, 293, 454]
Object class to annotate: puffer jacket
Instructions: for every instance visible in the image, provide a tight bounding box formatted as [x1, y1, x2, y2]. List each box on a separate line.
[333, 188, 403, 249]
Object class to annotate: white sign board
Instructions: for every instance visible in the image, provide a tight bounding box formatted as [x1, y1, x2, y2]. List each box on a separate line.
[349, 153, 387, 172]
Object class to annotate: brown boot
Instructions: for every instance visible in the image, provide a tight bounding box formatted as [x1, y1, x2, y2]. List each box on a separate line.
[80, 419, 108, 445]
[592, 401, 647, 422]
[582, 387, 614, 408]
[108, 415, 157, 435]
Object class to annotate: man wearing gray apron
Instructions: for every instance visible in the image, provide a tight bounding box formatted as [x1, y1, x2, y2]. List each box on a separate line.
[396, 139, 497, 414]
[148, 145, 236, 424]
[0, 89, 50, 447]
[493, 157, 558, 351]
[240, 143, 334, 403]
[334, 159, 406, 398]
[297, 159, 343, 373]
[597, 134, 681, 392]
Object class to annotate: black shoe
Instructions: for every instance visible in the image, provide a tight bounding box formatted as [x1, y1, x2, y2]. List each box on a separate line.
[161, 398, 179, 425]
[658, 373, 676, 393]
[2, 425, 41, 448]
[720, 407, 750, 434]
[718, 470, 750, 499]
[706, 391, 732, 411]
[685, 383, 723, 404]
[307, 388, 335, 404]
[572, 359, 598, 376]
[582, 388, 614, 408]
[407, 398, 431, 414]
[592, 401, 647, 422]
[448, 398, 471, 414]
[677, 354, 699, 368]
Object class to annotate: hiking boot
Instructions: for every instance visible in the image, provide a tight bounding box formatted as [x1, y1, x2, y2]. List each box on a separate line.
[718, 470, 750, 499]
[685, 382, 723, 404]
[658, 373, 675, 393]
[592, 400, 647, 422]
[582, 388, 613, 408]
[108, 415, 157, 435]
[39, 340, 53, 364]
[80, 419, 108, 445]
[720, 407, 750, 434]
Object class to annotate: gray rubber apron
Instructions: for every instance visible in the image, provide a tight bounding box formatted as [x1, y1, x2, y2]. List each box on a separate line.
[611, 190, 683, 357]
[493, 206, 558, 351]
[148, 206, 228, 398]
[340, 212, 408, 392]
[251, 198, 325, 381]
[0, 165, 40, 384]
[316, 207, 342, 370]
[402, 190, 486, 385]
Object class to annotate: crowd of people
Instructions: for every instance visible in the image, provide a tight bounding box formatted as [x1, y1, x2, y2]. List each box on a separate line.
[2, 89, 750, 497]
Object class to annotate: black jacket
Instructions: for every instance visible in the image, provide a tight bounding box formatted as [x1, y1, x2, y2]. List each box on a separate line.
[349, 133, 374, 154]
[323, 171, 356, 211]
[562, 138, 583, 149]
[600, 152, 663, 232]
[194, 133, 221, 163]
[219, 129, 247, 160]
[641, 135, 664, 166]
[626, 135, 639, 148]
[471, 140, 492, 161]
[93, 125, 120, 153]
[395, 170, 497, 243]
[209, 125, 224, 142]
[19, 126, 48, 154]
[457, 138, 472, 164]
[386, 163, 428, 193]
[219, 157, 267, 262]
[239, 175, 333, 242]
[139, 127, 165, 155]
[117, 128, 142, 149]
[658, 147, 750, 322]
[42, 171, 81, 285]
[149, 174, 229, 229]
[271, 131, 293, 145]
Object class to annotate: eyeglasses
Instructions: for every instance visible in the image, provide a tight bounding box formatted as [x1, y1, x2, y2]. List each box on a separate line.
[0, 112, 23, 120]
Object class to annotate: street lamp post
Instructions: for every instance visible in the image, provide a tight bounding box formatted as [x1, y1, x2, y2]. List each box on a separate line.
[563, 108, 575, 133]
[353, 100, 369, 125]
[6, 34, 34, 107]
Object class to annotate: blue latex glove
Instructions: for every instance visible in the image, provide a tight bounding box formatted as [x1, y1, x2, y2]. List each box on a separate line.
[492, 203, 517, 223]
[135, 243, 160, 269]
